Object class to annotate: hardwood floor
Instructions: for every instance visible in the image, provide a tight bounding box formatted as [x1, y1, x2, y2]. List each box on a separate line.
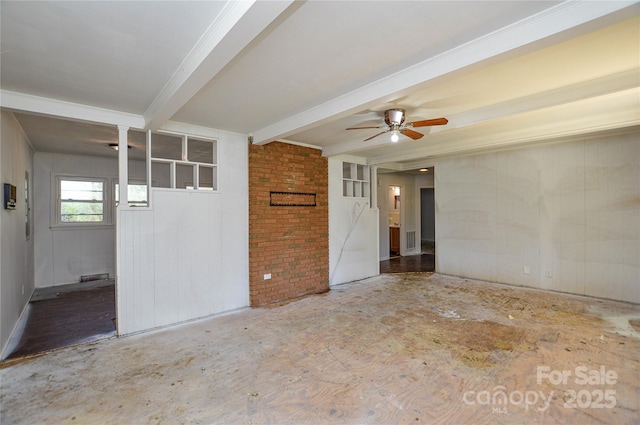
[380, 254, 435, 273]
[380, 241, 436, 274]
[4, 281, 116, 360]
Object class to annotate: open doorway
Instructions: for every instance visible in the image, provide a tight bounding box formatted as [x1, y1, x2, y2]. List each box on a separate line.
[379, 168, 435, 274]
[389, 185, 401, 257]
[1, 125, 151, 362]
[420, 187, 435, 255]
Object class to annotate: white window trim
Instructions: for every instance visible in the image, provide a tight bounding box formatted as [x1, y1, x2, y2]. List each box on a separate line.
[112, 179, 149, 208]
[149, 132, 219, 192]
[51, 174, 111, 229]
[25, 171, 31, 240]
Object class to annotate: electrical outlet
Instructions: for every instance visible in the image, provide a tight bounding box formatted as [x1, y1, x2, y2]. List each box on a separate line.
[264, 273, 271, 280]
[523, 265, 530, 275]
[545, 270, 552, 278]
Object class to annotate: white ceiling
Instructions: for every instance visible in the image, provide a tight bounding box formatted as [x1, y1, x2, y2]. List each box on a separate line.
[1, 1, 638, 169]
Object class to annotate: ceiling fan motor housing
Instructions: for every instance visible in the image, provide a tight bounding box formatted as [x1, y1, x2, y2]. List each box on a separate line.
[385, 108, 405, 126]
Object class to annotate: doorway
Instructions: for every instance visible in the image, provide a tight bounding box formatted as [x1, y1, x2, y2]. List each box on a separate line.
[379, 169, 436, 274]
[388, 185, 401, 257]
[420, 188, 435, 255]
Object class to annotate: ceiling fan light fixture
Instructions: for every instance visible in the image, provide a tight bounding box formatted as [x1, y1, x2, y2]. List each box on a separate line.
[346, 108, 448, 142]
[108, 143, 132, 151]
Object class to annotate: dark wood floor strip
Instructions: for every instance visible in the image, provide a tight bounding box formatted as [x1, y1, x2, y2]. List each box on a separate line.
[380, 253, 435, 273]
[5, 284, 116, 360]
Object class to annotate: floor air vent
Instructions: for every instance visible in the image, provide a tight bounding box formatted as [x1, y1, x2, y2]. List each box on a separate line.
[406, 231, 416, 250]
[80, 273, 109, 282]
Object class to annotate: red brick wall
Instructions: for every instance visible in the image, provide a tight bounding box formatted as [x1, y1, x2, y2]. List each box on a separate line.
[249, 142, 329, 306]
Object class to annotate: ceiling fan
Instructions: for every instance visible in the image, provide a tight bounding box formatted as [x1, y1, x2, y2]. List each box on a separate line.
[346, 108, 448, 142]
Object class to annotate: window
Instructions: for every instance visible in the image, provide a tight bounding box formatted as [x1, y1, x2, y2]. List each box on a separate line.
[58, 178, 106, 224]
[114, 182, 148, 207]
[150, 133, 218, 191]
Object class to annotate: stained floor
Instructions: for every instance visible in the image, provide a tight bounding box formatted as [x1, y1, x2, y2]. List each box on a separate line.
[2, 273, 639, 425]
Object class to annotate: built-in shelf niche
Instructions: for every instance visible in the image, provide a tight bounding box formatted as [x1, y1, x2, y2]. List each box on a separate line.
[342, 162, 370, 198]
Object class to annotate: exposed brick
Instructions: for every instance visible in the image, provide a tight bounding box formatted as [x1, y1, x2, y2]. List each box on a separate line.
[249, 142, 329, 306]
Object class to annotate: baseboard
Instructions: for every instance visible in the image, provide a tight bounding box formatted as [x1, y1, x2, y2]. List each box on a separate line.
[1, 289, 34, 361]
[35, 275, 113, 289]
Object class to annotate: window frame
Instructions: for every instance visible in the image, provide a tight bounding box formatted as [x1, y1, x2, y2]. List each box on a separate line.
[113, 180, 149, 209]
[25, 171, 31, 239]
[52, 174, 111, 228]
[149, 133, 219, 192]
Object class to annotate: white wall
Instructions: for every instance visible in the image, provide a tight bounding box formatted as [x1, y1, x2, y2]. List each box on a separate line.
[117, 130, 249, 335]
[436, 131, 640, 303]
[329, 155, 379, 286]
[33, 152, 146, 287]
[1, 111, 34, 355]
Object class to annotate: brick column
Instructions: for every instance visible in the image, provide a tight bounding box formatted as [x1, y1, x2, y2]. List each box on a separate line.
[248, 142, 329, 306]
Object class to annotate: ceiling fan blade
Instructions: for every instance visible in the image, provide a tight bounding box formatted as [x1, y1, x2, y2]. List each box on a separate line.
[364, 130, 389, 141]
[400, 128, 424, 140]
[408, 118, 448, 127]
[346, 125, 386, 130]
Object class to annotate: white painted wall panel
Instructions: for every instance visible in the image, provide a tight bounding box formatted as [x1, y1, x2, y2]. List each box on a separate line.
[329, 156, 379, 286]
[218, 131, 249, 310]
[0, 111, 34, 356]
[550, 142, 586, 295]
[51, 228, 114, 284]
[495, 150, 540, 286]
[117, 130, 248, 335]
[437, 157, 499, 280]
[436, 131, 640, 303]
[117, 209, 156, 334]
[584, 137, 640, 301]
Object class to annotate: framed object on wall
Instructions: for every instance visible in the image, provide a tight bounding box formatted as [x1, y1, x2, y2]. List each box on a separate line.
[4, 183, 16, 210]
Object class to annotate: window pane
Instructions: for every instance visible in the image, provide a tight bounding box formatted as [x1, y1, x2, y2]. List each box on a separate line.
[198, 166, 216, 190]
[151, 133, 182, 160]
[343, 162, 352, 179]
[188, 138, 215, 164]
[61, 201, 103, 222]
[128, 184, 147, 203]
[176, 164, 194, 189]
[61, 180, 103, 201]
[151, 162, 171, 188]
[115, 183, 148, 207]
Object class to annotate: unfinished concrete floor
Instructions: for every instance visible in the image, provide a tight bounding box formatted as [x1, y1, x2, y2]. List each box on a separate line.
[1, 273, 639, 424]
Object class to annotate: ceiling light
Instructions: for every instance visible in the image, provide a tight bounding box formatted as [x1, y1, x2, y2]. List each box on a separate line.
[108, 143, 132, 151]
[390, 132, 399, 143]
[419, 168, 428, 172]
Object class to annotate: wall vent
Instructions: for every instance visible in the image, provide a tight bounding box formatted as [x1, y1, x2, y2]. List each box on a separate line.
[406, 231, 416, 250]
[80, 273, 109, 282]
